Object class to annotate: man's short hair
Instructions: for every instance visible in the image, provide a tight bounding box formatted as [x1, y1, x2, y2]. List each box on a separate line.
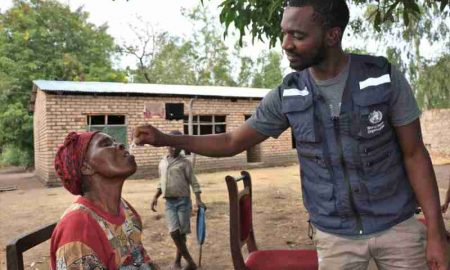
[284, 0, 350, 32]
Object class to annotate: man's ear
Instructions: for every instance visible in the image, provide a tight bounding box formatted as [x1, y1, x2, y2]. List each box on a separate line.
[325, 27, 342, 47]
[81, 161, 95, 176]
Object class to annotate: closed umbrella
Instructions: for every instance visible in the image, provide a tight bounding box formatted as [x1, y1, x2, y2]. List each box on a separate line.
[196, 206, 206, 267]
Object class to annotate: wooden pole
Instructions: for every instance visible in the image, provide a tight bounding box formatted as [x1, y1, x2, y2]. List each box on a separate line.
[188, 97, 197, 168]
[198, 244, 203, 267]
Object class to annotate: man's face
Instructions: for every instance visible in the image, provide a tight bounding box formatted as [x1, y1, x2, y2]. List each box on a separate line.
[84, 133, 137, 178]
[168, 146, 182, 157]
[281, 6, 327, 71]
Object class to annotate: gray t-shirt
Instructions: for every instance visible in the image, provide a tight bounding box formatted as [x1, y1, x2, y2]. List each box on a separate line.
[315, 57, 350, 117]
[247, 55, 421, 138]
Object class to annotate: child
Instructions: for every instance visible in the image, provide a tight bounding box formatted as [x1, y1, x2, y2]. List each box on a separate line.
[151, 130, 205, 270]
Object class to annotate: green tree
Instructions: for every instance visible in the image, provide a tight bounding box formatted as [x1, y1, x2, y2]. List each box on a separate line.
[0, 0, 126, 166]
[211, 0, 449, 107]
[385, 47, 408, 75]
[118, 20, 170, 84]
[184, 5, 236, 86]
[352, 2, 449, 110]
[122, 3, 286, 89]
[354, 1, 449, 83]
[236, 56, 254, 87]
[415, 53, 450, 109]
[214, 0, 449, 47]
[145, 37, 198, 85]
[252, 51, 283, 89]
[232, 41, 256, 87]
[124, 4, 237, 87]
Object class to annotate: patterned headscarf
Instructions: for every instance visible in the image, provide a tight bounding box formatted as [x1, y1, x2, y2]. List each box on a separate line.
[54, 131, 99, 195]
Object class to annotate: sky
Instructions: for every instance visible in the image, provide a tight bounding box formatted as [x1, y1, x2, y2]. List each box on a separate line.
[0, 0, 445, 73]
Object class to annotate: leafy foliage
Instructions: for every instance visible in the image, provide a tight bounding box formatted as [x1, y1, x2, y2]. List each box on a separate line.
[185, 5, 236, 86]
[0, 0, 126, 166]
[123, 3, 283, 89]
[252, 51, 283, 88]
[415, 54, 450, 109]
[1, 144, 33, 166]
[121, 5, 236, 86]
[117, 20, 169, 83]
[141, 36, 198, 85]
[214, 0, 449, 48]
[355, 1, 449, 82]
[211, 0, 449, 108]
[351, 1, 449, 108]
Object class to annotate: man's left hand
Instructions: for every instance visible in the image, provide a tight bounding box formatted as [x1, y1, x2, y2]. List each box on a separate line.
[426, 232, 450, 270]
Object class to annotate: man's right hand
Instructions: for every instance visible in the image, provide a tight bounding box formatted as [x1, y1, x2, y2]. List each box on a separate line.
[133, 124, 165, 146]
[151, 198, 158, 212]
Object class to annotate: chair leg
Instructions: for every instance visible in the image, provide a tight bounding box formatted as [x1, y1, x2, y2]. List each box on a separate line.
[6, 244, 24, 270]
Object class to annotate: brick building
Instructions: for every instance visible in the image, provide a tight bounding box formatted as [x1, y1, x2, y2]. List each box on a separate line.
[30, 80, 298, 186]
[421, 109, 450, 157]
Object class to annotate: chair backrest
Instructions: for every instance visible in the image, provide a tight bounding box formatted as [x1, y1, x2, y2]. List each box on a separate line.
[226, 171, 258, 270]
[6, 222, 57, 270]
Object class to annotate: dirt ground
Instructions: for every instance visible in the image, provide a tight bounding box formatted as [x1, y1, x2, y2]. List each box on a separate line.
[1, 162, 449, 270]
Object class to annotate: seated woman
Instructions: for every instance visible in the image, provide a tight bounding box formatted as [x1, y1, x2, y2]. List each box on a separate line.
[50, 131, 159, 270]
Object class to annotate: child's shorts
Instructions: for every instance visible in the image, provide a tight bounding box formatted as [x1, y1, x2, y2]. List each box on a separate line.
[165, 197, 192, 234]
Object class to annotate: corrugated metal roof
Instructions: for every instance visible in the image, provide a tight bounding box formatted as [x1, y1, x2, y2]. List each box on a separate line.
[33, 80, 271, 98]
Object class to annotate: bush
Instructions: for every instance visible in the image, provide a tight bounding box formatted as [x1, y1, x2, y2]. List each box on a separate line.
[0, 144, 34, 167]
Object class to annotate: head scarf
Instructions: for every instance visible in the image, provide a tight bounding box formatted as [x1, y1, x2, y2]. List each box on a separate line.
[54, 131, 99, 195]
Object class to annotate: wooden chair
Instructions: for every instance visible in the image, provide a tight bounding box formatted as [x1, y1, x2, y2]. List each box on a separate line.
[226, 171, 318, 270]
[6, 222, 57, 270]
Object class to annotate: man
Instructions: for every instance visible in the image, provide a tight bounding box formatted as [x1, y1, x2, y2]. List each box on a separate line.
[134, 0, 449, 269]
[150, 130, 206, 270]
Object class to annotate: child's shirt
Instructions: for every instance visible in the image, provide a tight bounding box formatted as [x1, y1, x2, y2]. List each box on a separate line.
[158, 155, 201, 198]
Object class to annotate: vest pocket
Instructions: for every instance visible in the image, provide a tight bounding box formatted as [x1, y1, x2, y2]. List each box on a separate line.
[352, 85, 392, 139]
[301, 175, 337, 216]
[298, 151, 331, 180]
[282, 95, 320, 143]
[363, 167, 403, 200]
[360, 130, 393, 155]
[361, 145, 401, 176]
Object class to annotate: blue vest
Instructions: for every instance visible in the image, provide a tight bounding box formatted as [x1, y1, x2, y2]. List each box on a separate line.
[281, 54, 417, 236]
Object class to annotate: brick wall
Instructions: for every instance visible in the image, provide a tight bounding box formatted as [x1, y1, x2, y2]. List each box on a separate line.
[33, 90, 298, 185]
[33, 90, 52, 183]
[421, 109, 450, 157]
[34, 88, 450, 185]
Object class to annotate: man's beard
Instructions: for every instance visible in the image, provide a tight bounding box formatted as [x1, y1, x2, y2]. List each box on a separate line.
[288, 45, 326, 71]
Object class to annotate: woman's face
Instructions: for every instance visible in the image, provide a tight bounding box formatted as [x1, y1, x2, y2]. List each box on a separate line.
[84, 133, 137, 179]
